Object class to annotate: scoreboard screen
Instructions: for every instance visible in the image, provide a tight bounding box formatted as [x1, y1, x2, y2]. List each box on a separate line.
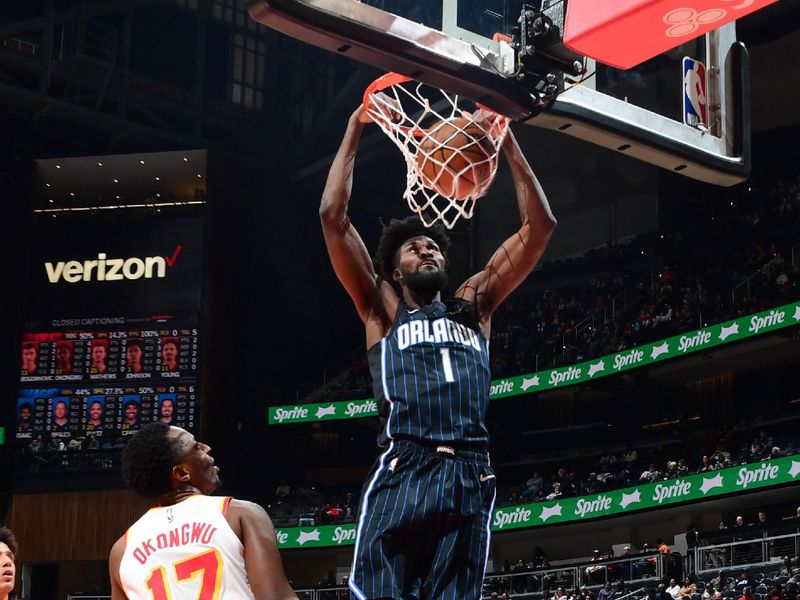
[15, 383, 197, 441]
[15, 214, 204, 449]
[16, 325, 199, 442]
[19, 327, 198, 383]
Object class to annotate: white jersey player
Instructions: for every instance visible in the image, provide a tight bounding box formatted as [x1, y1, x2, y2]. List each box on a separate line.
[109, 423, 297, 600]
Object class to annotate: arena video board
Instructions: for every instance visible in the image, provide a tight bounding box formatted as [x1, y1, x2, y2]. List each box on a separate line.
[14, 216, 204, 446]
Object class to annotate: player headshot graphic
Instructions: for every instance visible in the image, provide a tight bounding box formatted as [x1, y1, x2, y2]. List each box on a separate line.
[90, 340, 109, 374]
[157, 396, 175, 425]
[20, 342, 38, 375]
[109, 423, 298, 600]
[126, 339, 144, 373]
[160, 337, 179, 372]
[17, 402, 32, 433]
[52, 399, 70, 429]
[320, 101, 555, 599]
[122, 398, 140, 428]
[87, 399, 105, 430]
[55, 342, 74, 375]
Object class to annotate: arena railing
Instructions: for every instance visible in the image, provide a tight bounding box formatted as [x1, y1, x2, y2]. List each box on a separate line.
[480, 555, 663, 599]
[695, 529, 800, 576]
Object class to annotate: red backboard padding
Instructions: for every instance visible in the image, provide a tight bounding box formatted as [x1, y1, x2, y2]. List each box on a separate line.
[563, 0, 779, 69]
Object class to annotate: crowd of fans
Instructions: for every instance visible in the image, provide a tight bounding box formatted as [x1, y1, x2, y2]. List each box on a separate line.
[300, 169, 800, 403]
[483, 504, 800, 599]
[259, 417, 799, 527]
[496, 421, 798, 509]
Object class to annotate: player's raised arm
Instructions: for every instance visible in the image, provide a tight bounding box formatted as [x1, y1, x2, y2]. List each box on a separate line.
[233, 499, 299, 600]
[457, 128, 557, 325]
[319, 105, 381, 323]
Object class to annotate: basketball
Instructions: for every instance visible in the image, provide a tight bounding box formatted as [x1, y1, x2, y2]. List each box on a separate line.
[415, 117, 497, 200]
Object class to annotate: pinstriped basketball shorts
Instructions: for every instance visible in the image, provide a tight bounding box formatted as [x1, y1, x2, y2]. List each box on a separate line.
[349, 439, 496, 600]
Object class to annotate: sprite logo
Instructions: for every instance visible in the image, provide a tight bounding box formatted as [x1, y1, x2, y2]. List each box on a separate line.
[574, 495, 613, 517]
[493, 506, 533, 529]
[273, 406, 309, 423]
[736, 463, 780, 488]
[345, 400, 377, 417]
[333, 526, 357, 545]
[652, 479, 692, 504]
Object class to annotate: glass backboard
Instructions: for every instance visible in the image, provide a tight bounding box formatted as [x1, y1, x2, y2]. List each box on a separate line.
[248, 0, 750, 185]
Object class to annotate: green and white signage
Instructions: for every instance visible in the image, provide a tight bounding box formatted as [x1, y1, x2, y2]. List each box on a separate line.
[274, 454, 800, 549]
[269, 302, 800, 425]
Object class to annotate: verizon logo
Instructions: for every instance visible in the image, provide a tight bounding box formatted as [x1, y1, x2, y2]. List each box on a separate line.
[45, 245, 182, 283]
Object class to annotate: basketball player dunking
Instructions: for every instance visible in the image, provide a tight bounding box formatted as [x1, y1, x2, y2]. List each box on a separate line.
[109, 423, 298, 600]
[320, 103, 556, 599]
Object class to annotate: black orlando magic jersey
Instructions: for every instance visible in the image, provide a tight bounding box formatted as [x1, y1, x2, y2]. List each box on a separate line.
[367, 298, 491, 446]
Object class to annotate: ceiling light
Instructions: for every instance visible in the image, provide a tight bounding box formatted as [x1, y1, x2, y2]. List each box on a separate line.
[56, 165, 61, 169]
[97, 162, 103, 166]
[183, 157, 188, 162]
[155, 177, 160, 181]
[140, 160, 145, 164]
[113, 179, 119, 183]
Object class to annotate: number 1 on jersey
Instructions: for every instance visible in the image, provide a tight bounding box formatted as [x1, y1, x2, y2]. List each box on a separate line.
[439, 348, 455, 383]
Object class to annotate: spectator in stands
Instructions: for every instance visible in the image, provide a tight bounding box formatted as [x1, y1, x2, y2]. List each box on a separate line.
[657, 539, 670, 555]
[508, 488, 524, 506]
[757, 511, 770, 528]
[552, 586, 568, 600]
[667, 578, 681, 599]
[586, 549, 605, 584]
[768, 584, 782, 600]
[738, 587, 753, 600]
[522, 472, 544, 500]
[611, 580, 627, 600]
[737, 570, 755, 590]
[779, 556, 799, 577]
[546, 482, 563, 501]
[557, 468, 576, 496]
[699, 456, 714, 473]
[640, 464, 659, 483]
[678, 577, 697, 599]
[702, 584, 715, 600]
[710, 570, 729, 592]
[655, 583, 671, 600]
[597, 581, 614, 600]
[734, 515, 745, 528]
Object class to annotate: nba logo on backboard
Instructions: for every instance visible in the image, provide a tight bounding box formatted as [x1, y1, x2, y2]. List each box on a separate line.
[683, 57, 707, 130]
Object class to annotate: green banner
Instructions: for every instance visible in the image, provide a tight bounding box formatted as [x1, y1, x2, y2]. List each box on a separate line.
[269, 302, 800, 425]
[0, 427, 4, 445]
[275, 454, 800, 549]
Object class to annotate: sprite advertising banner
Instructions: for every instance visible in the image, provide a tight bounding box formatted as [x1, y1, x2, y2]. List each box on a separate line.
[274, 454, 800, 550]
[269, 302, 800, 425]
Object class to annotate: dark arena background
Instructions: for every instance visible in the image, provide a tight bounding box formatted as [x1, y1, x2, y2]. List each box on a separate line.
[2, 1, 800, 599]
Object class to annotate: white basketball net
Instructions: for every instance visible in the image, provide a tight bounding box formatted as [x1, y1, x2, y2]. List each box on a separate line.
[364, 73, 510, 229]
